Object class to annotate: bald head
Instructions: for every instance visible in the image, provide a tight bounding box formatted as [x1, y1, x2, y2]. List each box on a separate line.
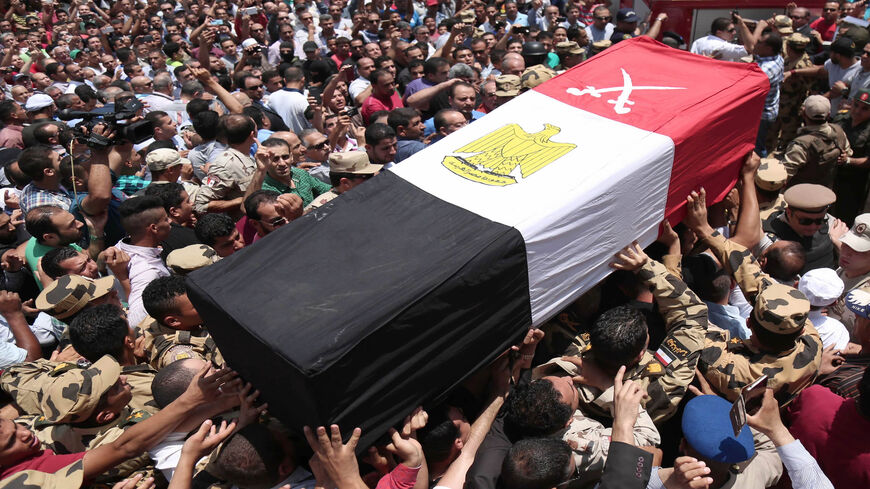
[131, 76, 153, 94]
[501, 53, 525, 77]
[151, 358, 207, 408]
[232, 91, 253, 108]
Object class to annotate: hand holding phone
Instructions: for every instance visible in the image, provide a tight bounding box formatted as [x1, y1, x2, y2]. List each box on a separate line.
[729, 375, 768, 437]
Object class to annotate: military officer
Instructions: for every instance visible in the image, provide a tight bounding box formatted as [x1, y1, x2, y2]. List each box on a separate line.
[535, 241, 709, 424]
[762, 183, 847, 273]
[687, 188, 822, 406]
[827, 213, 870, 331]
[781, 95, 851, 189]
[756, 157, 789, 222]
[140, 275, 224, 370]
[833, 87, 870, 224]
[304, 152, 383, 213]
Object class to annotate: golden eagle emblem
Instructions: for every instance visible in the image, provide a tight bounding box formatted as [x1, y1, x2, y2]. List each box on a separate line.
[442, 123, 576, 186]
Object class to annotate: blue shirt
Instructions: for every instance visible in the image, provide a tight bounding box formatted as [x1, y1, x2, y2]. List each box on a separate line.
[705, 301, 752, 339]
[423, 110, 485, 137]
[756, 54, 784, 121]
[506, 13, 529, 27]
[396, 139, 427, 163]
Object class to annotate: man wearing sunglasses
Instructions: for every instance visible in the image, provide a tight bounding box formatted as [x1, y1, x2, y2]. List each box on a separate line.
[762, 183, 846, 273]
[690, 16, 750, 62]
[810, 1, 841, 42]
[584, 6, 614, 44]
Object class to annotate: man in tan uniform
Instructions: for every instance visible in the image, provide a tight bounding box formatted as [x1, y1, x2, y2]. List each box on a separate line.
[304, 151, 383, 213]
[537, 241, 709, 424]
[756, 157, 789, 222]
[193, 114, 258, 219]
[686, 188, 822, 406]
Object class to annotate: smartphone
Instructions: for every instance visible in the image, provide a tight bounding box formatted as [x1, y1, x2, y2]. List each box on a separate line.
[380, 19, 392, 29]
[308, 86, 322, 105]
[515, 26, 529, 35]
[242, 7, 258, 15]
[101, 26, 114, 34]
[210, 19, 224, 26]
[728, 375, 768, 437]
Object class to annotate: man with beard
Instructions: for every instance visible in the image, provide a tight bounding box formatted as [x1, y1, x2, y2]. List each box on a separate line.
[22, 206, 87, 289]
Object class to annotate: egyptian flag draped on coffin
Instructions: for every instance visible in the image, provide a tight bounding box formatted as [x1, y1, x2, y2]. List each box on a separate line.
[186, 37, 769, 447]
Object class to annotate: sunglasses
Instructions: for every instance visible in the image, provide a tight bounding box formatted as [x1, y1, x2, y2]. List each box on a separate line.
[310, 140, 329, 150]
[267, 216, 288, 227]
[595, 16, 611, 21]
[823, 7, 837, 11]
[796, 216, 827, 225]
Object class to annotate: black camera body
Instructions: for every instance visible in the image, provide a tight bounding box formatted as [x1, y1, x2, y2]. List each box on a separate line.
[58, 98, 153, 148]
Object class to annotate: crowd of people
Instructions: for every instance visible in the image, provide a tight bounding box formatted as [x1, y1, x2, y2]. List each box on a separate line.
[0, 0, 868, 488]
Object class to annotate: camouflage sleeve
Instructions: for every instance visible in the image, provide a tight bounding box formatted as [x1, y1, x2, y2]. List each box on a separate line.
[662, 254, 682, 280]
[637, 259, 708, 423]
[782, 140, 808, 178]
[193, 163, 236, 214]
[0, 458, 84, 489]
[703, 230, 774, 302]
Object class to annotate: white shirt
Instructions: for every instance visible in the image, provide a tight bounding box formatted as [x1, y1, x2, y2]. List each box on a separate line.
[141, 92, 176, 113]
[585, 23, 614, 43]
[149, 432, 190, 481]
[267, 88, 312, 134]
[348, 77, 371, 101]
[808, 309, 850, 350]
[114, 239, 171, 328]
[690, 34, 748, 62]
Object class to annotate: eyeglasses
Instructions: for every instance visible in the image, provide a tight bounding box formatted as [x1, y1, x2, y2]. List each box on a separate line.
[796, 216, 827, 225]
[267, 216, 288, 227]
[728, 27, 737, 32]
[789, 15, 804, 19]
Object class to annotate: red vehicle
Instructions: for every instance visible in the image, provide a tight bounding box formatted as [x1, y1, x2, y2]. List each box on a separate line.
[622, 0, 830, 45]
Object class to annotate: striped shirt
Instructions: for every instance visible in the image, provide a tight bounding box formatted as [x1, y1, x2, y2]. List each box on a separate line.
[757, 54, 784, 121]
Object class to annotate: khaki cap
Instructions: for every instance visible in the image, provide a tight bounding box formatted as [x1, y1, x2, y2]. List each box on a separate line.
[495, 75, 521, 97]
[146, 148, 191, 172]
[36, 275, 115, 320]
[521, 64, 557, 90]
[755, 157, 788, 191]
[803, 94, 831, 121]
[786, 33, 811, 48]
[774, 15, 793, 34]
[590, 40, 612, 53]
[457, 9, 475, 24]
[752, 283, 810, 334]
[783, 183, 836, 212]
[841, 213, 870, 252]
[328, 151, 382, 175]
[39, 355, 121, 424]
[556, 41, 584, 55]
[166, 244, 221, 275]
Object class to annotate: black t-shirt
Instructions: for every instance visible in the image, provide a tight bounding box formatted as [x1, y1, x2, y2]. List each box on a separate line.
[160, 223, 200, 261]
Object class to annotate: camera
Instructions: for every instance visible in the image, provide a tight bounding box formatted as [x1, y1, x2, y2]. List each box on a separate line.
[493, 20, 506, 29]
[344, 106, 359, 117]
[58, 97, 153, 148]
[251, 44, 263, 54]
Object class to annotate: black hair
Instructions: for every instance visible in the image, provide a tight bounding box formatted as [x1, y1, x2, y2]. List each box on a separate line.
[244, 190, 280, 221]
[220, 114, 256, 144]
[151, 357, 199, 408]
[504, 380, 572, 438]
[192, 109, 219, 140]
[243, 106, 267, 129]
[711, 18, 732, 34]
[24, 205, 62, 242]
[0, 100, 17, 123]
[69, 304, 129, 363]
[42, 246, 82, 280]
[433, 109, 462, 132]
[501, 438, 573, 489]
[213, 424, 285, 488]
[761, 32, 783, 54]
[763, 241, 806, 283]
[423, 56, 449, 76]
[144, 182, 187, 213]
[118, 195, 166, 236]
[18, 145, 54, 181]
[142, 275, 187, 325]
[387, 107, 421, 132]
[417, 407, 460, 465]
[365, 122, 396, 146]
[195, 213, 236, 246]
[590, 305, 648, 370]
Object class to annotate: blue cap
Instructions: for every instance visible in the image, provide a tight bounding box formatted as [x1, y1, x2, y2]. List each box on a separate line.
[617, 8, 640, 23]
[682, 395, 755, 464]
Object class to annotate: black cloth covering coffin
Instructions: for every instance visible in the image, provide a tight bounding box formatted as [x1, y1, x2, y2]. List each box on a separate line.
[186, 171, 532, 448]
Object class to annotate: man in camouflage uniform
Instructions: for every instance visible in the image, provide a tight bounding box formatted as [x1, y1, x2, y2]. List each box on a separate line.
[535, 242, 709, 424]
[686, 189, 822, 406]
[13, 356, 154, 482]
[141, 275, 224, 370]
[767, 33, 814, 152]
[35, 274, 121, 325]
[193, 114, 258, 220]
[756, 157, 789, 222]
[782, 95, 851, 188]
[165, 244, 222, 275]
[833, 88, 870, 224]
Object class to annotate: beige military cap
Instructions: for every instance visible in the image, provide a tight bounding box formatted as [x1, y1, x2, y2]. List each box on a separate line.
[166, 244, 221, 275]
[755, 157, 788, 191]
[783, 183, 836, 212]
[39, 355, 122, 424]
[36, 275, 115, 320]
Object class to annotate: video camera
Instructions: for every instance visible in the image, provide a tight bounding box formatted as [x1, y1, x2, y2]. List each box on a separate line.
[58, 97, 153, 148]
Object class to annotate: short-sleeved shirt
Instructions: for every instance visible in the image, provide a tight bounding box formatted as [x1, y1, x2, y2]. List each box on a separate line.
[19, 184, 72, 216]
[402, 77, 435, 102]
[24, 240, 84, 290]
[824, 58, 862, 112]
[193, 148, 257, 214]
[810, 17, 838, 41]
[261, 168, 331, 208]
[690, 34, 748, 62]
[266, 88, 312, 134]
[361, 91, 404, 125]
